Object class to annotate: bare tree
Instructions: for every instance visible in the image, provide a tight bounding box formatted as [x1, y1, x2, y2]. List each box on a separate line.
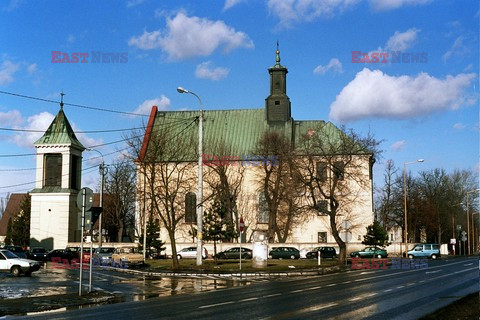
[202, 141, 245, 233]
[129, 118, 197, 269]
[102, 161, 137, 242]
[297, 125, 380, 264]
[255, 131, 305, 242]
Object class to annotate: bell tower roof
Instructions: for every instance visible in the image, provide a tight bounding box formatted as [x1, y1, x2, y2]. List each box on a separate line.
[34, 107, 85, 150]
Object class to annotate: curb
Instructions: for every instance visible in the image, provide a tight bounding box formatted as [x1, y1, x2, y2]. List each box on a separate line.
[103, 265, 346, 279]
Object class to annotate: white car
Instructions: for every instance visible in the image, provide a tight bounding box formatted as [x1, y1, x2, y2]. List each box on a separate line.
[0, 249, 41, 277]
[177, 247, 208, 259]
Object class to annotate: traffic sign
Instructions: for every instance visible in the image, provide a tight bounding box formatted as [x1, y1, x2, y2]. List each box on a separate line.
[461, 236, 467, 242]
[239, 217, 245, 232]
[76, 187, 94, 211]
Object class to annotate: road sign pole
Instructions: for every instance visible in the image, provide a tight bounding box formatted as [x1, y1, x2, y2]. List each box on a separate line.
[239, 232, 242, 271]
[79, 189, 85, 296]
[89, 228, 93, 293]
[239, 217, 244, 271]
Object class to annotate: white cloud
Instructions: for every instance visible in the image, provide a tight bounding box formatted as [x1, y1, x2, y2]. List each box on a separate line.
[0, 60, 20, 85]
[11, 112, 54, 148]
[453, 123, 466, 130]
[369, 0, 432, 12]
[128, 12, 254, 60]
[443, 36, 469, 62]
[195, 61, 229, 81]
[390, 140, 406, 151]
[26, 63, 37, 74]
[127, 0, 145, 8]
[2, 0, 23, 12]
[67, 34, 76, 44]
[223, 0, 244, 11]
[132, 96, 171, 115]
[0, 110, 22, 126]
[313, 58, 343, 75]
[267, 0, 361, 28]
[385, 28, 419, 52]
[329, 68, 476, 122]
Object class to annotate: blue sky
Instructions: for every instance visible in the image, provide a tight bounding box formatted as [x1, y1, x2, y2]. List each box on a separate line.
[0, 0, 478, 200]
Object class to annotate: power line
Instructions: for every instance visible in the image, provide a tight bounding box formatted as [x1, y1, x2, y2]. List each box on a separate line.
[0, 116, 196, 158]
[0, 90, 197, 120]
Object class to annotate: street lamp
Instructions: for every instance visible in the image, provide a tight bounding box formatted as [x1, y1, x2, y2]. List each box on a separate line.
[403, 159, 424, 257]
[465, 189, 480, 255]
[177, 86, 203, 266]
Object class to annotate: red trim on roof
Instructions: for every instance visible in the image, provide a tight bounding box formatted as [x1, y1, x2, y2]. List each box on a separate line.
[138, 106, 157, 162]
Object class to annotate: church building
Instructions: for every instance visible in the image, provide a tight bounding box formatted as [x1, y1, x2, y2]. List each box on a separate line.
[137, 47, 375, 254]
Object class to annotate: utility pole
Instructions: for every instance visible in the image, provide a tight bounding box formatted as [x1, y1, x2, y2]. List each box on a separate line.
[98, 162, 105, 246]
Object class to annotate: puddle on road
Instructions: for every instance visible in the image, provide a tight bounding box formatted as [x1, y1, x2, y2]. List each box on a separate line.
[116, 276, 252, 301]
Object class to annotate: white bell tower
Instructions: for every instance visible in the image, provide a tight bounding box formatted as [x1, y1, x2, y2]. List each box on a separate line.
[30, 100, 84, 250]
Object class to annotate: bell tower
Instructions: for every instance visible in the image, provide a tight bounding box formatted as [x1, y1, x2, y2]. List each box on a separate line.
[30, 97, 85, 250]
[265, 42, 291, 124]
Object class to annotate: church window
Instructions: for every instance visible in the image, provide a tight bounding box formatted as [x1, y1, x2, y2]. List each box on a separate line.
[45, 154, 62, 187]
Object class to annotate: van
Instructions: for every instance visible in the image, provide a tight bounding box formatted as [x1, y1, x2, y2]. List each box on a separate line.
[407, 244, 440, 259]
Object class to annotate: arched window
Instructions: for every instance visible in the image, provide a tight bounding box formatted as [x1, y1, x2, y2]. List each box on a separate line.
[185, 192, 196, 223]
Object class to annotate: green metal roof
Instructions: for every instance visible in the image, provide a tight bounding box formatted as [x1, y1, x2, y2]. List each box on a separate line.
[145, 108, 349, 161]
[34, 108, 85, 149]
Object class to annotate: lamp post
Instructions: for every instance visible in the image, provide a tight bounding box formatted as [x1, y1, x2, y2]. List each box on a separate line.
[403, 159, 424, 257]
[465, 189, 480, 255]
[177, 86, 203, 266]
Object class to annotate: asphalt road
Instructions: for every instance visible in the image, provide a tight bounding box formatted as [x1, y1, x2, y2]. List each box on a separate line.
[5, 257, 479, 320]
[0, 264, 252, 302]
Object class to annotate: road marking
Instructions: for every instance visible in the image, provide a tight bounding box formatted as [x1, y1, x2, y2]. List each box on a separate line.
[290, 289, 304, 293]
[383, 289, 393, 292]
[397, 286, 404, 289]
[360, 271, 375, 275]
[199, 301, 235, 309]
[263, 293, 282, 298]
[239, 297, 259, 302]
[326, 283, 336, 287]
[342, 281, 352, 284]
[464, 263, 473, 266]
[425, 270, 441, 274]
[366, 293, 377, 297]
[304, 286, 322, 291]
[419, 280, 426, 283]
[349, 296, 362, 301]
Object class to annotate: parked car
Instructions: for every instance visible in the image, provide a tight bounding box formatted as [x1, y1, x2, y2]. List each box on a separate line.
[112, 246, 144, 265]
[93, 247, 116, 265]
[176, 247, 208, 259]
[0, 249, 41, 276]
[215, 247, 252, 259]
[299, 247, 316, 259]
[3, 245, 28, 258]
[46, 249, 78, 262]
[306, 247, 337, 259]
[28, 247, 48, 262]
[350, 247, 388, 259]
[407, 244, 440, 259]
[268, 247, 300, 259]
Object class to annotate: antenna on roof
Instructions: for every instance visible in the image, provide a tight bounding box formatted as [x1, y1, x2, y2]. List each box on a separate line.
[60, 90, 65, 109]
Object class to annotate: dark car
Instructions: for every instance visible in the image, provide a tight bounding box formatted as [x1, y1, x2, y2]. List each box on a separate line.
[306, 246, 337, 259]
[3, 245, 28, 258]
[268, 247, 300, 259]
[47, 249, 78, 262]
[350, 247, 388, 259]
[216, 247, 252, 259]
[28, 247, 48, 262]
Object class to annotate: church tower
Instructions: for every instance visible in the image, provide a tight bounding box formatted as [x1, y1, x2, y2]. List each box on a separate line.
[265, 43, 291, 124]
[30, 99, 84, 250]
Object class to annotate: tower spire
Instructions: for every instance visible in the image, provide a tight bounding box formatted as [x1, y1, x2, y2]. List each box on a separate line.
[275, 40, 281, 67]
[60, 90, 65, 109]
